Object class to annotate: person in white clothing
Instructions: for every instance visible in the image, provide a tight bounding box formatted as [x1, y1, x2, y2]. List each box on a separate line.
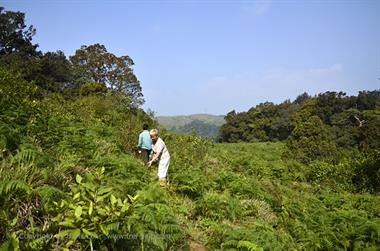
[147, 129, 170, 186]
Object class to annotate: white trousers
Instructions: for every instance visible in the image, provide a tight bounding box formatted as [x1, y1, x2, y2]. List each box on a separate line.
[158, 157, 170, 179]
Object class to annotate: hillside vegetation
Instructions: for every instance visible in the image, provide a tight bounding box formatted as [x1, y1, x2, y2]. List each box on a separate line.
[157, 114, 225, 129]
[168, 140, 380, 250]
[157, 114, 224, 138]
[1, 6, 379, 251]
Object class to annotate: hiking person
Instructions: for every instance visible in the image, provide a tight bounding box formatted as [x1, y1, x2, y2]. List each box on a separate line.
[147, 129, 170, 186]
[137, 123, 152, 165]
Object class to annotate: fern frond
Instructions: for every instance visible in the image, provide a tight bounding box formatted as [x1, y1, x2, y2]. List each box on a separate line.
[10, 144, 40, 168]
[36, 186, 65, 206]
[105, 222, 120, 233]
[0, 180, 31, 196]
[237, 240, 264, 251]
[141, 230, 165, 251]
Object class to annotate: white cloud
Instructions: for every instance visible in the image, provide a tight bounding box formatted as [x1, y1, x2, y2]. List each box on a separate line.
[308, 63, 343, 74]
[197, 64, 346, 113]
[144, 64, 352, 115]
[241, 0, 272, 17]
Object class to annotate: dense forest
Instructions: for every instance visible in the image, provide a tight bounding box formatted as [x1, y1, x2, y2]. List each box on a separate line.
[1, 6, 379, 251]
[219, 91, 380, 162]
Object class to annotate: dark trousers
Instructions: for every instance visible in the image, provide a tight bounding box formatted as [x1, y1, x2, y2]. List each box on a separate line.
[141, 148, 152, 181]
[141, 148, 151, 165]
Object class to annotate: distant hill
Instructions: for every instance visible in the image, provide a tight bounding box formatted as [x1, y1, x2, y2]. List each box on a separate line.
[156, 114, 225, 138]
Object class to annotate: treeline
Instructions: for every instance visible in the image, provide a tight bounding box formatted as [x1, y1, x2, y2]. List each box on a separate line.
[0, 7, 143, 106]
[219, 91, 379, 149]
[1, 6, 380, 250]
[1, 7, 188, 250]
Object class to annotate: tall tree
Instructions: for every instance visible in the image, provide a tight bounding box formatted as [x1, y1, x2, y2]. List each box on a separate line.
[70, 44, 144, 107]
[0, 7, 38, 55]
[357, 90, 380, 110]
[0, 7, 43, 93]
[36, 51, 72, 93]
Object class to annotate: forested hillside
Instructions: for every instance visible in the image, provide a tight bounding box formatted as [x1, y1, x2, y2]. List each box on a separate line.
[1, 6, 379, 251]
[219, 91, 380, 144]
[157, 114, 224, 139]
[219, 91, 380, 164]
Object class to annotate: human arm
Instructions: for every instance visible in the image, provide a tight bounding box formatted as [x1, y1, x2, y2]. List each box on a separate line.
[147, 139, 164, 166]
[137, 134, 143, 153]
[147, 151, 161, 166]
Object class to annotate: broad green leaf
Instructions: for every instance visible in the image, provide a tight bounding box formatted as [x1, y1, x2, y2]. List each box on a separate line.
[88, 201, 93, 216]
[97, 187, 112, 195]
[110, 194, 117, 205]
[60, 200, 66, 208]
[51, 216, 62, 222]
[75, 174, 82, 184]
[82, 183, 96, 192]
[100, 224, 109, 235]
[127, 194, 134, 201]
[130, 194, 139, 201]
[95, 194, 109, 203]
[59, 220, 76, 228]
[74, 206, 82, 218]
[121, 203, 130, 213]
[10, 217, 17, 227]
[82, 228, 98, 238]
[73, 192, 80, 200]
[89, 191, 95, 198]
[105, 205, 111, 213]
[65, 240, 75, 248]
[117, 198, 123, 207]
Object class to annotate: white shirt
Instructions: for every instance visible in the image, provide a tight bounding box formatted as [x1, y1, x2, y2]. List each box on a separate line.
[152, 137, 170, 160]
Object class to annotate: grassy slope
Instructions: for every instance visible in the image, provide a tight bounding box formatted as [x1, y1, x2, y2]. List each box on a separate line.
[167, 142, 380, 250]
[157, 114, 225, 129]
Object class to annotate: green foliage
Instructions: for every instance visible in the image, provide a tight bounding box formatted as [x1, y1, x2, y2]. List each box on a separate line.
[79, 82, 107, 96]
[358, 103, 380, 152]
[218, 91, 380, 170]
[306, 159, 357, 191]
[195, 190, 240, 221]
[0, 7, 37, 56]
[352, 150, 380, 193]
[1, 7, 379, 250]
[219, 101, 296, 142]
[34, 51, 72, 94]
[0, 68, 37, 153]
[128, 184, 184, 250]
[287, 115, 338, 163]
[0, 64, 174, 250]
[48, 169, 137, 250]
[357, 90, 380, 110]
[70, 43, 144, 107]
[168, 142, 380, 250]
[172, 119, 221, 139]
[315, 91, 356, 125]
[157, 114, 225, 130]
[163, 133, 212, 198]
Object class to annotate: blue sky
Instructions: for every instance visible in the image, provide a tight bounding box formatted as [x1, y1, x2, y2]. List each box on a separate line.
[3, 0, 379, 115]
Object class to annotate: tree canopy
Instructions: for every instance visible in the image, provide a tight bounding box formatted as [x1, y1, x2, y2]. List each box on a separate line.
[70, 43, 144, 106]
[0, 7, 144, 107]
[0, 7, 38, 56]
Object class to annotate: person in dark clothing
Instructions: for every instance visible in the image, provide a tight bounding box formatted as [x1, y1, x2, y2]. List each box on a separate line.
[137, 124, 152, 165]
